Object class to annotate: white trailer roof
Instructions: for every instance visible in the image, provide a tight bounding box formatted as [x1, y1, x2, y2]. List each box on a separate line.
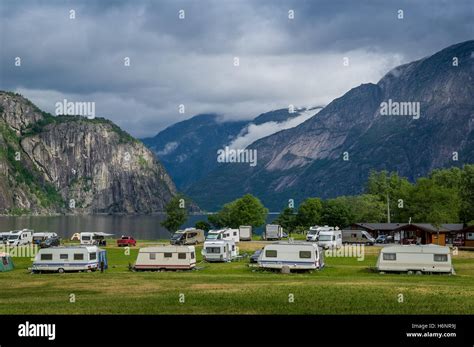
[381, 244, 450, 254]
[139, 246, 194, 253]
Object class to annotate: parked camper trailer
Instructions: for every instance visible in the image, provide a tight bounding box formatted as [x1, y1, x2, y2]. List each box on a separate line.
[306, 226, 335, 242]
[134, 245, 196, 270]
[170, 228, 205, 245]
[33, 232, 58, 245]
[32, 246, 108, 273]
[264, 224, 284, 240]
[6, 229, 33, 246]
[258, 242, 325, 271]
[239, 226, 252, 241]
[376, 245, 454, 274]
[318, 229, 342, 249]
[80, 232, 113, 246]
[342, 230, 376, 245]
[201, 239, 238, 262]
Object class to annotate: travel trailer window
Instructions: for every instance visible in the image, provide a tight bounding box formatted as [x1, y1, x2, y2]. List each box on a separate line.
[265, 250, 277, 257]
[90, 252, 97, 260]
[434, 254, 448, 262]
[383, 253, 396, 261]
[206, 234, 219, 240]
[60, 254, 68, 260]
[206, 247, 221, 254]
[178, 253, 186, 259]
[233, 231, 237, 236]
[191, 252, 195, 259]
[232, 245, 235, 251]
[319, 235, 332, 241]
[299, 251, 311, 259]
[149, 253, 156, 260]
[164, 253, 172, 258]
[74, 253, 84, 261]
[188, 232, 196, 238]
[41, 254, 53, 260]
[82, 236, 91, 241]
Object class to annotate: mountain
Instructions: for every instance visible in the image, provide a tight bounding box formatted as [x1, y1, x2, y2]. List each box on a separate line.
[186, 40, 474, 211]
[142, 108, 318, 190]
[0, 91, 177, 214]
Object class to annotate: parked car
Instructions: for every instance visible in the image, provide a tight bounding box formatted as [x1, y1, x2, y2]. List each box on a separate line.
[376, 235, 394, 244]
[39, 236, 61, 248]
[117, 236, 137, 247]
[250, 249, 262, 263]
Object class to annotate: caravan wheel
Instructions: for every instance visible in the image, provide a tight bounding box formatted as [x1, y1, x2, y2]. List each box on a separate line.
[58, 268, 65, 274]
[416, 271, 423, 275]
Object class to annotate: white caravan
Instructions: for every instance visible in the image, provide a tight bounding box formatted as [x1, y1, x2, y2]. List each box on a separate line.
[134, 245, 196, 270]
[201, 239, 238, 262]
[206, 228, 239, 243]
[264, 224, 284, 240]
[258, 242, 325, 271]
[376, 244, 454, 274]
[239, 226, 252, 241]
[317, 229, 342, 249]
[33, 232, 58, 244]
[32, 246, 108, 273]
[6, 229, 33, 246]
[80, 232, 114, 245]
[306, 226, 335, 242]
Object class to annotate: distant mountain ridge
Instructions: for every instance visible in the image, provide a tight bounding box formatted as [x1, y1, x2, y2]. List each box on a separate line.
[185, 40, 474, 210]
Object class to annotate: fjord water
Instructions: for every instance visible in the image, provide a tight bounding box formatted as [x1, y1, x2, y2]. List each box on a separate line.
[0, 214, 277, 240]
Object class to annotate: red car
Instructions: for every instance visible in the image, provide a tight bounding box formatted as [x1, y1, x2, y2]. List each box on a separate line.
[117, 236, 136, 247]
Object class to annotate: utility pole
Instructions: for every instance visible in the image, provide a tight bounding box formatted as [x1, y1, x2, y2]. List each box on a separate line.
[386, 193, 391, 223]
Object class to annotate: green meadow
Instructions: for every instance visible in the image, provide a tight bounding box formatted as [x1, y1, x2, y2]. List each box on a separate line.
[1, 241, 473, 314]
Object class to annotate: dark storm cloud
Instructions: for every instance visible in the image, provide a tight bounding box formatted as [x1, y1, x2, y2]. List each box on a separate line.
[0, 0, 472, 137]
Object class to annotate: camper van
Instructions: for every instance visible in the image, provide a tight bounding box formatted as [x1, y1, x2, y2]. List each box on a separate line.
[206, 228, 239, 242]
[376, 244, 454, 274]
[318, 229, 342, 249]
[258, 242, 325, 271]
[239, 226, 252, 241]
[32, 246, 108, 273]
[264, 224, 284, 240]
[134, 245, 196, 270]
[342, 230, 376, 245]
[0, 232, 11, 244]
[80, 232, 113, 246]
[306, 226, 335, 242]
[33, 232, 58, 245]
[201, 239, 238, 262]
[6, 229, 33, 246]
[170, 228, 205, 245]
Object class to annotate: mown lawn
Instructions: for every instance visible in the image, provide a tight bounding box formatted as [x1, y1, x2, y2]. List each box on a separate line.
[1, 241, 473, 314]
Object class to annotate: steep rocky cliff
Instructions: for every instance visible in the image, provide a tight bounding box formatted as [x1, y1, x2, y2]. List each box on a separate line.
[0, 91, 177, 214]
[187, 40, 474, 210]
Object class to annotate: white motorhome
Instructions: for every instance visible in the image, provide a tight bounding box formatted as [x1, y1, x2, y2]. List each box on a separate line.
[376, 244, 454, 274]
[264, 224, 284, 240]
[0, 232, 12, 244]
[32, 246, 108, 273]
[201, 239, 238, 262]
[32, 232, 58, 245]
[134, 245, 196, 270]
[318, 229, 342, 249]
[258, 242, 325, 271]
[239, 226, 252, 241]
[342, 230, 375, 245]
[206, 228, 239, 242]
[80, 232, 114, 246]
[6, 229, 33, 246]
[306, 226, 335, 242]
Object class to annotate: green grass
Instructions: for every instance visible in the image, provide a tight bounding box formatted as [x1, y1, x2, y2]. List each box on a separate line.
[1, 242, 473, 314]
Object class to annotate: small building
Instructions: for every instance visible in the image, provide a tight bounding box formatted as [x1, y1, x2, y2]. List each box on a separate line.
[461, 225, 474, 248]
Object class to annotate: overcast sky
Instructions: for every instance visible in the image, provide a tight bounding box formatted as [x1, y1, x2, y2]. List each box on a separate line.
[0, 0, 472, 137]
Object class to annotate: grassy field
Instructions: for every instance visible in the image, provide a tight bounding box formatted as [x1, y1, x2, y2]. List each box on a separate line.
[1, 240, 473, 314]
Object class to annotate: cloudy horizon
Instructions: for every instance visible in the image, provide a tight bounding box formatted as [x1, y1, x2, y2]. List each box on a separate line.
[1, 0, 473, 138]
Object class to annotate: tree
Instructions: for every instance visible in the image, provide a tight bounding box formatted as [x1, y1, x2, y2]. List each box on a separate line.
[295, 198, 323, 228]
[208, 194, 268, 228]
[320, 199, 353, 228]
[334, 194, 385, 223]
[460, 165, 474, 224]
[161, 195, 188, 233]
[274, 207, 297, 232]
[195, 220, 211, 232]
